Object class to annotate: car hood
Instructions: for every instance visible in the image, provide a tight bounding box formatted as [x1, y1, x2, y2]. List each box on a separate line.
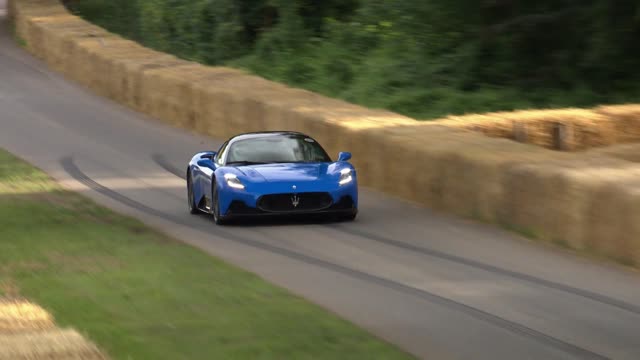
[238, 163, 328, 183]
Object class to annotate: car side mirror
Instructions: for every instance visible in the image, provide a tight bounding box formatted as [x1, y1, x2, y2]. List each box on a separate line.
[197, 159, 215, 169]
[201, 152, 216, 160]
[337, 152, 352, 162]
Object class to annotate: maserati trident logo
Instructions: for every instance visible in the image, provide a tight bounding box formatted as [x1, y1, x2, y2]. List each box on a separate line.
[291, 185, 299, 207]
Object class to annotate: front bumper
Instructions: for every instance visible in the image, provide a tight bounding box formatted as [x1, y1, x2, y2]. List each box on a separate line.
[224, 194, 357, 218]
[218, 178, 358, 218]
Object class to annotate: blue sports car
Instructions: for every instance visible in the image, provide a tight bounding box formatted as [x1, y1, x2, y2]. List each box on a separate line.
[186, 131, 358, 224]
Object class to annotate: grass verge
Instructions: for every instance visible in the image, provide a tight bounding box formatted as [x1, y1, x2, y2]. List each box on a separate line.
[8, 20, 27, 48]
[0, 149, 412, 360]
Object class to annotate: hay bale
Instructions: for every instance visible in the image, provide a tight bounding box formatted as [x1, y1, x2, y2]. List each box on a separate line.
[433, 108, 618, 151]
[0, 329, 107, 360]
[6, 0, 14, 22]
[431, 132, 555, 220]
[552, 122, 575, 151]
[501, 157, 640, 250]
[588, 143, 640, 163]
[366, 124, 556, 220]
[584, 176, 640, 266]
[0, 300, 54, 334]
[595, 104, 640, 144]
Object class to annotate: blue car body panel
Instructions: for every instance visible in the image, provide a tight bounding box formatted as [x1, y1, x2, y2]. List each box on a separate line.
[187, 133, 358, 219]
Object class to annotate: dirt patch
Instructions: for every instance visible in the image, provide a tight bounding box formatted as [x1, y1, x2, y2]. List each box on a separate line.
[0, 261, 48, 276]
[46, 251, 122, 273]
[0, 190, 75, 207]
[0, 281, 20, 299]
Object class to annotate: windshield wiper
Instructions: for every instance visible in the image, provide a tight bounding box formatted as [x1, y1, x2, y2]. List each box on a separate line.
[226, 161, 270, 166]
[279, 160, 326, 163]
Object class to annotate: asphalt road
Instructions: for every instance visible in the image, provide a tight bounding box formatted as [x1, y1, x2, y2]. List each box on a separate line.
[2, 9, 640, 359]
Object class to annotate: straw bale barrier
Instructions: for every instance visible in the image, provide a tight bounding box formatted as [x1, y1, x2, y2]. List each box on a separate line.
[9, 0, 640, 266]
[0, 329, 106, 359]
[434, 104, 640, 151]
[0, 299, 108, 359]
[0, 300, 54, 334]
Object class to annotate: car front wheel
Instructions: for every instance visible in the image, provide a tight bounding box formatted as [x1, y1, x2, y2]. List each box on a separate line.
[338, 211, 357, 222]
[187, 173, 199, 214]
[211, 181, 227, 225]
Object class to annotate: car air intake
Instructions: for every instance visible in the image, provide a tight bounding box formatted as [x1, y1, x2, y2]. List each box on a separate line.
[257, 192, 333, 212]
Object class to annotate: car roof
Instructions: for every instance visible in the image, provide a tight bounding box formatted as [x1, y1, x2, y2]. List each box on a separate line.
[226, 131, 312, 144]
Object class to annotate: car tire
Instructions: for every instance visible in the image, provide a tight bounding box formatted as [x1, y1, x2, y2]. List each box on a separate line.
[211, 180, 228, 225]
[187, 172, 199, 215]
[341, 212, 357, 222]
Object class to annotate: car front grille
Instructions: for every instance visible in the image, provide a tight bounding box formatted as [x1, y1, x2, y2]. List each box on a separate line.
[257, 192, 333, 212]
[330, 195, 355, 210]
[227, 200, 262, 215]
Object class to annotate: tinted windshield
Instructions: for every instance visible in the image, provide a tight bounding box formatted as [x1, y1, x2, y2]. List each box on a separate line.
[226, 134, 331, 165]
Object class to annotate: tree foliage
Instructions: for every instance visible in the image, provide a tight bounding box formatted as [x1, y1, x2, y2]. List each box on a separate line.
[66, 0, 640, 119]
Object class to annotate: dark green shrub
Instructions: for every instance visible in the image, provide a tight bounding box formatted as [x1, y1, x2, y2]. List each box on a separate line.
[66, 0, 640, 120]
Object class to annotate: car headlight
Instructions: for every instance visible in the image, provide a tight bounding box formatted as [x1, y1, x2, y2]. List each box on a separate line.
[224, 173, 245, 190]
[338, 168, 353, 186]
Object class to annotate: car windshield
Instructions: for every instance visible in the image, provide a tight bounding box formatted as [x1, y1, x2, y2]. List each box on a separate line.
[226, 134, 331, 165]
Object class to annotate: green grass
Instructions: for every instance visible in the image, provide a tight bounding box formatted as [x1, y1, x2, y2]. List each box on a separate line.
[0, 149, 412, 360]
[498, 221, 538, 240]
[552, 238, 571, 250]
[15, 36, 27, 48]
[9, 22, 27, 48]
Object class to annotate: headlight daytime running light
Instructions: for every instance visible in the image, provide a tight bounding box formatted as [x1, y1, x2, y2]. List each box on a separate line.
[338, 168, 353, 186]
[224, 173, 245, 190]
